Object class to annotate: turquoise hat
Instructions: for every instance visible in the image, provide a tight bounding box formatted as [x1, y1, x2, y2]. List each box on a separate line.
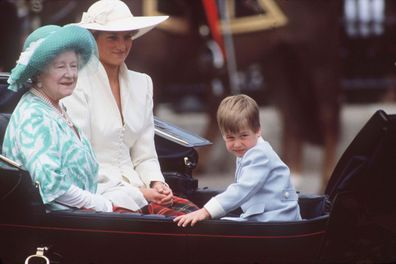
[8, 24, 97, 92]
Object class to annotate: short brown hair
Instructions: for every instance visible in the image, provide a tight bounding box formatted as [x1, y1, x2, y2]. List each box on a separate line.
[216, 94, 260, 134]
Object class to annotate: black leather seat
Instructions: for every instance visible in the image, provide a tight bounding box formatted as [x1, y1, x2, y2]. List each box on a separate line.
[0, 74, 28, 114]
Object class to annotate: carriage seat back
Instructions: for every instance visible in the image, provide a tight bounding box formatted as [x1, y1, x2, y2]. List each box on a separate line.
[0, 164, 45, 220]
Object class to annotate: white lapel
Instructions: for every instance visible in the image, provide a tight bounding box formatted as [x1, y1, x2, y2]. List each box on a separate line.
[96, 63, 124, 126]
[118, 64, 146, 133]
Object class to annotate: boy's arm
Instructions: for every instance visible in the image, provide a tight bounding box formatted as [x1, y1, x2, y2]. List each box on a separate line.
[207, 148, 272, 217]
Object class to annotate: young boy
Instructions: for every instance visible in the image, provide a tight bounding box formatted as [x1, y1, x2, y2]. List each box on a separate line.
[174, 94, 301, 227]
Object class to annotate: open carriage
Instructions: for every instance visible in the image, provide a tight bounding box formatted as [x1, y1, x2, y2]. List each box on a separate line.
[0, 72, 396, 263]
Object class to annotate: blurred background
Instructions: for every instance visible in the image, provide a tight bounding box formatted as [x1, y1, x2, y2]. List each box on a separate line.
[1, 0, 396, 194]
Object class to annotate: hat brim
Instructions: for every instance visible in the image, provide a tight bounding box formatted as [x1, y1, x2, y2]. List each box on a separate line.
[29, 25, 96, 72]
[78, 16, 168, 39]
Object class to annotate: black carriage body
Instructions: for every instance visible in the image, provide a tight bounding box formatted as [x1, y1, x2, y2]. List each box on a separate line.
[1, 73, 396, 263]
[0, 167, 327, 264]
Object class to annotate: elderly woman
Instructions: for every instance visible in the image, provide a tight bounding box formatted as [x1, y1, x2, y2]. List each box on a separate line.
[63, 0, 197, 215]
[2, 24, 113, 212]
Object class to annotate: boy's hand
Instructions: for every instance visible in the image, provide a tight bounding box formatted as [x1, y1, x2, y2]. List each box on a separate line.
[173, 208, 210, 227]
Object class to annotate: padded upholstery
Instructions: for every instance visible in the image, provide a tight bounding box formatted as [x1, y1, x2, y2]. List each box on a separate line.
[298, 194, 329, 219]
[0, 113, 10, 153]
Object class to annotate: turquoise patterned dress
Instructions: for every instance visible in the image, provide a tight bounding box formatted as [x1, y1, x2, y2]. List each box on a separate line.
[2, 91, 98, 210]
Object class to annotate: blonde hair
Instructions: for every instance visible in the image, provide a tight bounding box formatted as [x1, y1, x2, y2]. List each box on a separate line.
[216, 94, 260, 134]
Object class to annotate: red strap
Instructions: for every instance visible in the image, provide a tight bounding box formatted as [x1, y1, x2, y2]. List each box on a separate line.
[202, 0, 226, 57]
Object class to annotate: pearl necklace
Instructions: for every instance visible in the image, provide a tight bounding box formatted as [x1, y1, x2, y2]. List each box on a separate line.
[30, 88, 75, 128]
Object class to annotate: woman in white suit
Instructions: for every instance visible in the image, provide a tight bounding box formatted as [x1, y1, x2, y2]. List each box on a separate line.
[63, 0, 197, 215]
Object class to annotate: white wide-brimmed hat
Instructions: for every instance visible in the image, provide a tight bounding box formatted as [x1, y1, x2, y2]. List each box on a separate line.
[79, 0, 168, 39]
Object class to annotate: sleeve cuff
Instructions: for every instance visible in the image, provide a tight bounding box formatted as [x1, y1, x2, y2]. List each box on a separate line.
[141, 169, 165, 187]
[204, 197, 226, 219]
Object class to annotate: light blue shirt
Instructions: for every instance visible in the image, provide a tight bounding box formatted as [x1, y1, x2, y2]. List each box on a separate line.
[2, 91, 98, 210]
[205, 137, 301, 222]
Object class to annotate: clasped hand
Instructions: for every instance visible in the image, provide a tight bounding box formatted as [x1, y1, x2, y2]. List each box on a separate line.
[141, 181, 173, 207]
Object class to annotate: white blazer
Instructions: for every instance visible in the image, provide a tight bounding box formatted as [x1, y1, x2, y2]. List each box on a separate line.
[204, 137, 301, 222]
[62, 61, 164, 211]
